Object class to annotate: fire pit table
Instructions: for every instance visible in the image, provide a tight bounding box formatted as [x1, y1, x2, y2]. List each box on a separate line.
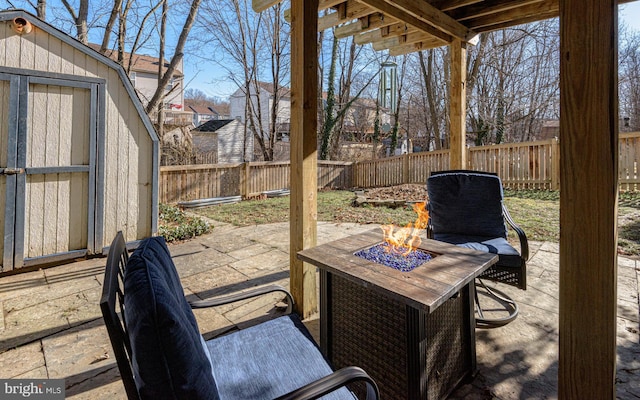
[297, 229, 498, 400]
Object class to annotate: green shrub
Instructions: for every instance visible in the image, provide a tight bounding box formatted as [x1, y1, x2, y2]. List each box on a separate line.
[158, 204, 212, 242]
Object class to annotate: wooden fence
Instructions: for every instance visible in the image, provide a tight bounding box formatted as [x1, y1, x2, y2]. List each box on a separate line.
[160, 160, 356, 203]
[160, 133, 640, 203]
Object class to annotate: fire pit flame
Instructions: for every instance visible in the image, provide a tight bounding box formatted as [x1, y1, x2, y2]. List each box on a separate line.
[381, 201, 429, 256]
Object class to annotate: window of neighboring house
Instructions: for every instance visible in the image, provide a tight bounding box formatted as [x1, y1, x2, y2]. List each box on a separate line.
[129, 72, 136, 87]
[165, 77, 174, 93]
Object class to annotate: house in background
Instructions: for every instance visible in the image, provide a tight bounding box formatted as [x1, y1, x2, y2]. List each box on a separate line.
[341, 98, 391, 142]
[187, 104, 218, 126]
[229, 81, 291, 139]
[186, 101, 232, 126]
[191, 119, 252, 163]
[88, 44, 192, 126]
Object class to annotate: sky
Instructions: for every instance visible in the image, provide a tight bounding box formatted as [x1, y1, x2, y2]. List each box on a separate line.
[186, 4, 640, 100]
[621, 2, 640, 31]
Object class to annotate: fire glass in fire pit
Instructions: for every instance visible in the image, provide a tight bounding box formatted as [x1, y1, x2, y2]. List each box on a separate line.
[356, 200, 433, 271]
[355, 243, 434, 272]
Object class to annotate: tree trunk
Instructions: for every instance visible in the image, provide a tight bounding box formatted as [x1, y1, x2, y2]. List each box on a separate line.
[319, 36, 339, 160]
[420, 51, 442, 150]
[36, 0, 46, 19]
[145, 0, 202, 114]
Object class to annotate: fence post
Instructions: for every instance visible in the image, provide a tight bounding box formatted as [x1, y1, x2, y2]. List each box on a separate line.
[240, 162, 250, 198]
[551, 138, 560, 190]
[403, 154, 410, 184]
[352, 161, 359, 188]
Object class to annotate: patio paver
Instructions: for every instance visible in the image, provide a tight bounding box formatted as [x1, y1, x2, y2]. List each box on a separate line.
[0, 220, 637, 399]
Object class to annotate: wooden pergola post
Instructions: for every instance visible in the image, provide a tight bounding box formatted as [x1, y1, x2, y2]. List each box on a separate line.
[449, 38, 467, 170]
[558, 0, 618, 397]
[289, 0, 319, 318]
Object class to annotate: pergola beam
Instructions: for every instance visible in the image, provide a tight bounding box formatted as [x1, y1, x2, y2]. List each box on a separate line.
[429, 0, 484, 12]
[334, 13, 394, 38]
[355, 22, 412, 44]
[372, 30, 438, 51]
[447, 0, 546, 22]
[289, 0, 319, 319]
[318, 1, 372, 31]
[449, 38, 467, 169]
[358, 0, 453, 42]
[558, 0, 618, 397]
[252, 0, 281, 13]
[319, 0, 349, 11]
[388, 38, 446, 56]
[378, 0, 476, 40]
[464, 1, 557, 30]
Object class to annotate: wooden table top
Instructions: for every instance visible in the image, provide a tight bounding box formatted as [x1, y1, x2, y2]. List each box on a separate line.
[298, 229, 498, 314]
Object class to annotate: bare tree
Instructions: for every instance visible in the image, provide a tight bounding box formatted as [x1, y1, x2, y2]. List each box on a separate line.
[466, 21, 559, 144]
[619, 27, 640, 131]
[415, 48, 449, 150]
[35, 0, 45, 18]
[389, 56, 407, 153]
[99, 0, 121, 53]
[145, 0, 202, 114]
[60, 0, 88, 44]
[195, 0, 289, 161]
[319, 33, 381, 160]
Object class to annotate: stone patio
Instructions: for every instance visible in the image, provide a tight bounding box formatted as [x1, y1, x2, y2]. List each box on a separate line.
[0, 220, 638, 399]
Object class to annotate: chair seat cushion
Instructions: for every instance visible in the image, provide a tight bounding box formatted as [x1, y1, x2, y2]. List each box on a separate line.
[207, 314, 355, 400]
[434, 233, 522, 268]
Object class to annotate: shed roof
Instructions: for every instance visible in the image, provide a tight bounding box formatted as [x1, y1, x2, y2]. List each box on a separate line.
[193, 119, 236, 132]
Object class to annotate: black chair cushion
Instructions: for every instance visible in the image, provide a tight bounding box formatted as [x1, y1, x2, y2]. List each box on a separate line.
[433, 233, 522, 268]
[427, 171, 507, 238]
[124, 236, 219, 400]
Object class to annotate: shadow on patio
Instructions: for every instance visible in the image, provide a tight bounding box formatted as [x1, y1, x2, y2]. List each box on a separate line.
[0, 221, 638, 399]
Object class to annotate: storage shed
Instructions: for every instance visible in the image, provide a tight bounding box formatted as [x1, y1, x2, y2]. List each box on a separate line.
[0, 10, 158, 273]
[192, 119, 251, 163]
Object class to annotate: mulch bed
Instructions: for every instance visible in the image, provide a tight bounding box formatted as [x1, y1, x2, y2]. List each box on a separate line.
[353, 184, 428, 207]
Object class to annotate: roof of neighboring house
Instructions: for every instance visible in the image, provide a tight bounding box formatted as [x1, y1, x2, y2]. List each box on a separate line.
[231, 81, 291, 98]
[187, 104, 216, 115]
[87, 43, 183, 77]
[257, 81, 291, 98]
[539, 120, 560, 140]
[210, 103, 230, 116]
[193, 119, 237, 132]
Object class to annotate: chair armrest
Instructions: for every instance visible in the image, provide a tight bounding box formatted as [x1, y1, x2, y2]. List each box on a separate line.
[274, 366, 380, 400]
[189, 285, 294, 314]
[502, 204, 529, 261]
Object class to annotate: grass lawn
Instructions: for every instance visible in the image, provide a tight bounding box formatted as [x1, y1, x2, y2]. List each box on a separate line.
[191, 189, 640, 258]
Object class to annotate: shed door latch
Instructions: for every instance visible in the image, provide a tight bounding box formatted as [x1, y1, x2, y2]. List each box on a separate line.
[1, 168, 25, 175]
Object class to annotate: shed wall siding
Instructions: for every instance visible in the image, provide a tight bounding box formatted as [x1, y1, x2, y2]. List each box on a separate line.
[0, 19, 155, 252]
[218, 121, 246, 163]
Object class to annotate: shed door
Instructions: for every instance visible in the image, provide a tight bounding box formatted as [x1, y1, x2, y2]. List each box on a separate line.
[0, 74, 99, 272]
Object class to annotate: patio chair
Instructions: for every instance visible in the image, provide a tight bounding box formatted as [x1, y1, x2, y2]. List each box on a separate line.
[100, 232, 380, 400]
[426, 170, 529, 328]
